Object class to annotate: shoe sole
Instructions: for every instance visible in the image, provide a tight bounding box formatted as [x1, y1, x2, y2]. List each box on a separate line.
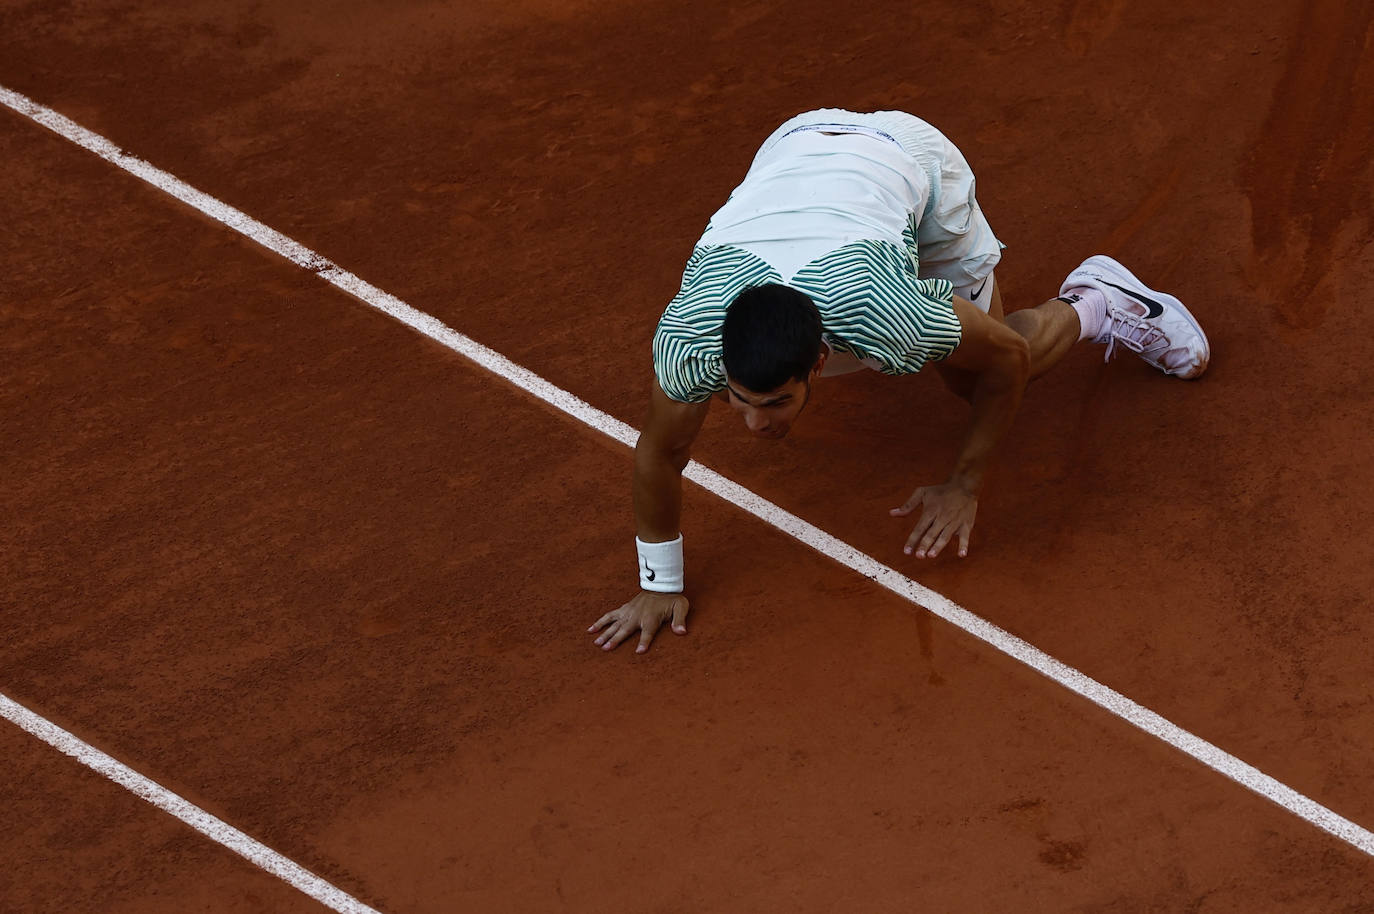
[1068, 255, 1210, 379]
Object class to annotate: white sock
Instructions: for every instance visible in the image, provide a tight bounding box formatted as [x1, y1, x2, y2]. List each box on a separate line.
[1061, 286, 1109, 342]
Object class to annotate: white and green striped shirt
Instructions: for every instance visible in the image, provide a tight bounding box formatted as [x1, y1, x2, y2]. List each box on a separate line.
[652, 126, 965, 403]
[653, 230, 961, 403]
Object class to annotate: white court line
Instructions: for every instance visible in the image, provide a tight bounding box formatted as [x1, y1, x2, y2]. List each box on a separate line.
[3, 81, 1373, 876]
[0, 693, 382, 914]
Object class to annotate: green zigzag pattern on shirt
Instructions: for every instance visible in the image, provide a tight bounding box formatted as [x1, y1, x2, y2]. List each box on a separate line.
[652, 237, 960, 403]
[792, 236, 961, 376]
[653, 246, 780, 403]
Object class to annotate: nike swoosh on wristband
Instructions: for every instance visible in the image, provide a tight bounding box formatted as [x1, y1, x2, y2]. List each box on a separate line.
[1101, 280, 1165, 319]
[644, 562, 656, 582]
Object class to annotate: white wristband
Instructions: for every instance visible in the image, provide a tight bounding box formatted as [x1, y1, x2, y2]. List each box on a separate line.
[636, 535, 684, 593]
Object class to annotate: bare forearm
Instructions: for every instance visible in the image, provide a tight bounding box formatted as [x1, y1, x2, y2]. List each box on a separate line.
[588, 379, 706, 653]
[895, 297, 1030, 559]
[631, 380, 709, 543]
[632, 442, 687, 541]
[948, 351, 1029, 491]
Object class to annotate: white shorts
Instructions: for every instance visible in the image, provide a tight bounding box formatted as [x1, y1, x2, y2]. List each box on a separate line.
[754, 109, 1004, 295]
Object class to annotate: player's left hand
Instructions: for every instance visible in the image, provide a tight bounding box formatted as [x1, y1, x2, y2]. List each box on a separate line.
[890, 481, 978, 558]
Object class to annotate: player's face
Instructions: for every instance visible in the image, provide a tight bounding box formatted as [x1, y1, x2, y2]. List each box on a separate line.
[724, 375, 813, 439]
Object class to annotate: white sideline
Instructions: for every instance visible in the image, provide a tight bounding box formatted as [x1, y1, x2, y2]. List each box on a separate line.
[2, 80, 1372, 893]
[0, 694, 381, 914]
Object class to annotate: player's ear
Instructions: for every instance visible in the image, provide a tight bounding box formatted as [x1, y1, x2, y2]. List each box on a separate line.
[811, 348, 827, 378]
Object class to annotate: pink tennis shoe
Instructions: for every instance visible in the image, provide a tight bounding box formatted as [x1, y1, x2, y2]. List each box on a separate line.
[1061, 256, 1210, 379]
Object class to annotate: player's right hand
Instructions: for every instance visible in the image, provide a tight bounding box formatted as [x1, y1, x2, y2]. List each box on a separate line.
[588, 591, 689, 654]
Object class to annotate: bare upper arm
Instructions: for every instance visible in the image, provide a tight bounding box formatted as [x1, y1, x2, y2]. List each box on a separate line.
[638, 378, 711, 464]
[939, 295, 1030, 376]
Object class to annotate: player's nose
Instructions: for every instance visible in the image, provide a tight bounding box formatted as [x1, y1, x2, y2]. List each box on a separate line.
[744, 409, 769, 433]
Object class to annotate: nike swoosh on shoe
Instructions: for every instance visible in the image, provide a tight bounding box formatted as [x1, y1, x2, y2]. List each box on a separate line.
[1100, 279, 1165, 319]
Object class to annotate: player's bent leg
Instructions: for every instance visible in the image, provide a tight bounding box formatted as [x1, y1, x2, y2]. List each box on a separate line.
[948, 271, 1075, 382]
[1004, 297, 1081, 380]
[938, 288, 1069, 398]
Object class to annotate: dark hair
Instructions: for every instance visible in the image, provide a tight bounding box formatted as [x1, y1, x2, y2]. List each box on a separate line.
[721, 284, 823, 392]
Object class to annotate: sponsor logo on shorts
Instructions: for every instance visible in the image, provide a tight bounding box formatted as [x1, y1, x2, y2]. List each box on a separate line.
[1101, 280, 1165, 319]
[969, 277, 989, 301]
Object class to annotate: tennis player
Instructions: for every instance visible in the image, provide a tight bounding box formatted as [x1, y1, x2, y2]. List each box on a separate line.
[590, 108, 1209, 654]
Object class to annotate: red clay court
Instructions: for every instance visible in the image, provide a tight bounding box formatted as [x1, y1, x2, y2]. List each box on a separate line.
[2, 1, 1373, 910]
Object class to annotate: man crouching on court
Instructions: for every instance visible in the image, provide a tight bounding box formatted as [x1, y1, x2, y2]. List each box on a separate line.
[589, 108, 1210, 654]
